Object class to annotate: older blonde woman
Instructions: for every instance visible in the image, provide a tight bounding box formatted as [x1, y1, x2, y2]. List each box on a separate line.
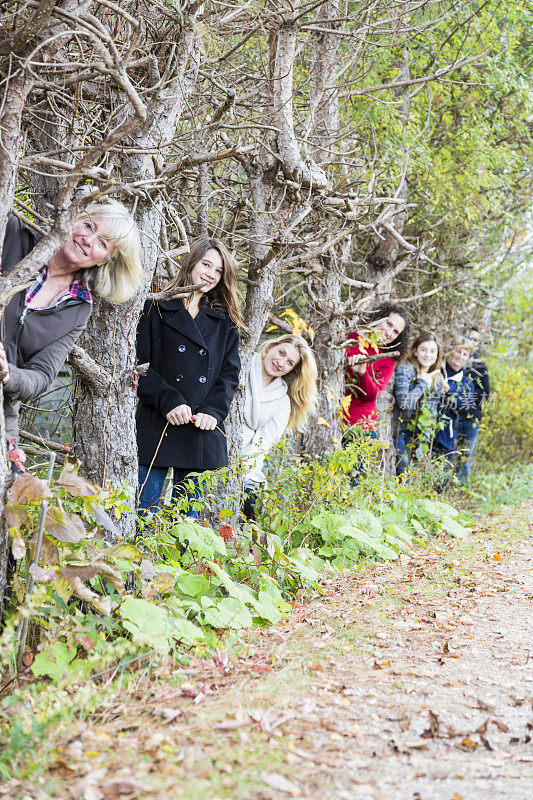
[0, 199, 143, 455]
[241, 334, 318, 519]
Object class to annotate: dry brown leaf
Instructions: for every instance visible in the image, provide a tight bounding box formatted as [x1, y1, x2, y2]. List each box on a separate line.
[45, 506, 86, 543]
[4, 504, 28, 532]
[8, 473, 51, 504]
[57, 470, 99, 497]
[141, 572, 175, 598]
[29, 533, 59, 565]
[261, 771, 301, 796]
[100, 776, 144, 798]
[421, 710, 440, 739]
[153, 708, 182, 724]
[29, 563, 56, 583]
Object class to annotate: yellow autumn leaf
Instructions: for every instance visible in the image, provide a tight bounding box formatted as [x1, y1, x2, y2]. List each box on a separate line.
[317, 417, 329, 426]
[326, 388, 336, 401]
[308, 326, 315, 342]
[341, 395, 351, 414]
[266, 325, 277, 332]
[281, 309, 298, 320]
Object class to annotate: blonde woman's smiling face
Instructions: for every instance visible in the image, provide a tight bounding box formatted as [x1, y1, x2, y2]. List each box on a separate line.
[263, 342, 301, 379]
[61, 216, 114, 270]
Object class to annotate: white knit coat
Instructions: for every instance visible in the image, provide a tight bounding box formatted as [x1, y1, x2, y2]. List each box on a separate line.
[242, 353, 291, 484]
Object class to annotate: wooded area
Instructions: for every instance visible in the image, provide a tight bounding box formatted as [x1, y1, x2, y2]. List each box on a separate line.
[0, 4, 531, 794]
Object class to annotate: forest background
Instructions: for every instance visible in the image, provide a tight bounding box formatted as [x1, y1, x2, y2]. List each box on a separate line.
[0, 0, 531, 601]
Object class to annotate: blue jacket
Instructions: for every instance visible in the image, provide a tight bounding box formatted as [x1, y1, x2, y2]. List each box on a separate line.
[435, 363, 475, 451]
[464, 357, 490, 422]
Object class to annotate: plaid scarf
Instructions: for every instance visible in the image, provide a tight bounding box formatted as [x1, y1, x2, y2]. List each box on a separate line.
[22, 266, 92, 322]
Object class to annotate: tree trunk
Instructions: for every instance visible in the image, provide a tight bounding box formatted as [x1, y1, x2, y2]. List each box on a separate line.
[300, 258, 345, 457]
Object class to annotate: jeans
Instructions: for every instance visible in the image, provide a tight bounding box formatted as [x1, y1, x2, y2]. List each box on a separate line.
[456, 417, 480, 485]
[138, 465, 202, 518]
[242, 480, 262, 521]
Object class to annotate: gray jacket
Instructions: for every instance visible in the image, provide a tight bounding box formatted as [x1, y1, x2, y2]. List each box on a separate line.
[1, 216, 92, 443]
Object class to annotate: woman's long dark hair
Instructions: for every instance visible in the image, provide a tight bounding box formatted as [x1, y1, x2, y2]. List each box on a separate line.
[363, 302, 411, 360]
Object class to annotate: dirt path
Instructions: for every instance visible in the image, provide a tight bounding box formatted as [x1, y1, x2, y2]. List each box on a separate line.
[4, 502, 533, 800]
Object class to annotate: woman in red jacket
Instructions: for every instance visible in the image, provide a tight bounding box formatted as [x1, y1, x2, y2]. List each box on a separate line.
[343, 302, 410, 434]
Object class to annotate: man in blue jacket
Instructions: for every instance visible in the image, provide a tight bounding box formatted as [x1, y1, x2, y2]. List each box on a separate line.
[434, 342, 475, 484]
[456, 326, 491, 483]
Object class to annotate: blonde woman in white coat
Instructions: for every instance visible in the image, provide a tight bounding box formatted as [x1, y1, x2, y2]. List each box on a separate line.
[242, 334, 318, 519]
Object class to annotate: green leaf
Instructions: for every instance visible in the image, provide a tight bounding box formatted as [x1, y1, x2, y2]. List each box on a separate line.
[171, 521, 227, 559]
[176, 573, 211, 597]
[201, 597, 253, 629]
[119, 597, 172, 651]
[31, 642, 75, 681]
[169, 616, 205, 646]
[438, 516, 469, 538]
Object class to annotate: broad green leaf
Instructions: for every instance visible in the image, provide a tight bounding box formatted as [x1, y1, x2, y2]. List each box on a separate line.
[201, 597, 253, 629]
[31, 642, 74, 681]
[171, 520, 227, 559]
[120, 597, 171, 651]
[169, 616, 205, 646]
[438, 516, 469, 538]
[177, 573, 210, 597]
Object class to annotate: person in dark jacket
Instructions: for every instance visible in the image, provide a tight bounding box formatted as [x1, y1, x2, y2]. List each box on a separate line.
[434, 342, 475, 478]
[456, 326, 490, 483]
[392, 332, 447, 478]
[0, 201, 143, 459]
[136, 236, 243, 517]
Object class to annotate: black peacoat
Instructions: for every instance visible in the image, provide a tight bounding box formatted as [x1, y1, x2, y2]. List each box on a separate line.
[136, 298, 240, 469]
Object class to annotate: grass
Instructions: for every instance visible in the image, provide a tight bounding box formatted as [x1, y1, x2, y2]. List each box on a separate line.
[2, 476, 531, 799]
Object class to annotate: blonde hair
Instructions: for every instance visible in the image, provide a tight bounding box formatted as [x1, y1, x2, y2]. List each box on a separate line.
[259, 334, 318, 432]
[447, 341, 474, 358]
[78, 200, 143, 304]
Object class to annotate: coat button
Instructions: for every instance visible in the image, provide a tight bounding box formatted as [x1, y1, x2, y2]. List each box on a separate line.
[199, 376, 206, 383]
[199, 347, 207, 356]
[178, 344, 186, 353]
[176, 374, 183, 382]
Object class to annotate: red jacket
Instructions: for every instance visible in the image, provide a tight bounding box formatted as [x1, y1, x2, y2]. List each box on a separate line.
[343, 333, 395, 430]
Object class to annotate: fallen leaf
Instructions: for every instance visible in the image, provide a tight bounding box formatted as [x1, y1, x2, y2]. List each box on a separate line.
[492, 718, 509, 732]
[421, 710, 440, 739]
[261, 771, 301, 796]
[100, 776, 144, 798]
[492, 553, 502, 562]
[457, 736, 477, 751]
[153, 708, 182, 724]
[22, 650, 34, 667]
[141, 572, 175, 598]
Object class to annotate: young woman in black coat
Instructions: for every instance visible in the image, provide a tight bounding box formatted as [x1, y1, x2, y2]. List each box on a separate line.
[136, 236, 243, 516]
